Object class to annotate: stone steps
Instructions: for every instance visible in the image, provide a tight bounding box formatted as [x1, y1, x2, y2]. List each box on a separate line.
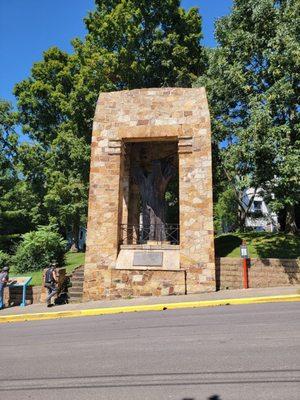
[71, 281, 84, 288]
[72, 274, 84, 279]
[68, 265, 84, 303]
[74, 270, 84, 276]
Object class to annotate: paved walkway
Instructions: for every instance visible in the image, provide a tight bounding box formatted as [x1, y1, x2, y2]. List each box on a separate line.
[1, 285, 299, 316]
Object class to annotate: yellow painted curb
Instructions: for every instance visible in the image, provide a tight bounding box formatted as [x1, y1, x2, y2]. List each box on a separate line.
[1, 294, 299, 324]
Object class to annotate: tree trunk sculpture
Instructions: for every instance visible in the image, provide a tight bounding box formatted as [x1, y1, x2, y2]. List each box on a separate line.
[133, 157, 176, 242]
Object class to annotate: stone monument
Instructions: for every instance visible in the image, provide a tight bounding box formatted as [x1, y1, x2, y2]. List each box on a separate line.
[83, 88, 215, 300]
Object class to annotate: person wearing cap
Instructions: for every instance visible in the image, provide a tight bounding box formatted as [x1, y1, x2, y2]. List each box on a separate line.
[44, 261, 58, 307]
[0, 266, 10, 310]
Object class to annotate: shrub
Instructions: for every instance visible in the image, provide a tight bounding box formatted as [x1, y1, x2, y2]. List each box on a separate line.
[13, 225, 67, 273]
[0, 234, 22, 254]
[0, 251, 11, 270]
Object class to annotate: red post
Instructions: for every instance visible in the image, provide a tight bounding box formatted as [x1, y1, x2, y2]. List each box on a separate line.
[243, 258, 249, 289]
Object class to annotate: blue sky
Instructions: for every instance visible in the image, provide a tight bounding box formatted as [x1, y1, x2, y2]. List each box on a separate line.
[0, 0, 232, 105]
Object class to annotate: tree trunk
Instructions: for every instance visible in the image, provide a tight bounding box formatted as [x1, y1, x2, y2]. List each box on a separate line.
[295, 202, 300, 231]
[70, 215, 80, 252]
[278, 208, 287, 232]
[238, 207, 247, 231]
[285, 205, 298, 234]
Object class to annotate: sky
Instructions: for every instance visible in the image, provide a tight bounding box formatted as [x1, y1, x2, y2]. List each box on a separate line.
[0, 0, 232, 105]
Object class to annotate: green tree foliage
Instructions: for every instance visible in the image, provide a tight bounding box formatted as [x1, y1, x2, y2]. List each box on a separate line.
[214, 187, 239, 234]
[0, 100, 34, 236]
[14, 1, 205, 246]
[196, 0, 300, 233]
[13, 225, 66, 273]
[14, 48, 94, 245]
[83, 0, 205, 88]
[0, 100, 18, 229]
[0, 251, 11, 269]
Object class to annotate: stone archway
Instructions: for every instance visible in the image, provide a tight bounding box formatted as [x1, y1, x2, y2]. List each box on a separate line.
[83, 88, 215, 300]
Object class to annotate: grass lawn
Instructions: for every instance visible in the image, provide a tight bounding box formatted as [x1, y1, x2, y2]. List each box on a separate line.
[215, 232, 300, 259]
[9, 252, 85, 286]
[64, 252, 85, 275]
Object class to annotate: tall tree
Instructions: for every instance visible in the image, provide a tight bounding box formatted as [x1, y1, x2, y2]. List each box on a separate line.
[82, 0, 205, 88]
[0, 101, 18, 188]
[197, 0, 300, 233]
[14, 1, 206, 247]
[0, 100, 37, 236]
[14, 48, 98, 245]
[0, 100, 18, 234]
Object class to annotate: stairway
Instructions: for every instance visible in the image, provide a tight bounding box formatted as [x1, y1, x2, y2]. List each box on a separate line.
[68, 265, 84, 302]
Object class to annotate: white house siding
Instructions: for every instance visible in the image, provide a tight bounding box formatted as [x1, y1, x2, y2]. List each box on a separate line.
[243, 188, 278, 232]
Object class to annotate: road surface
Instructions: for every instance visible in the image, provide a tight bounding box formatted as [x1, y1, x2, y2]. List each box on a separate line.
[0, 302, 299, 400]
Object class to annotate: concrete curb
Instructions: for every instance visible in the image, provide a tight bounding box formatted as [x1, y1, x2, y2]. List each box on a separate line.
[1, 294, 299, 324]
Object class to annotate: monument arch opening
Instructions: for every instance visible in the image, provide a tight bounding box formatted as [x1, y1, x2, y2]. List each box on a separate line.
[120, 139, 179, 246]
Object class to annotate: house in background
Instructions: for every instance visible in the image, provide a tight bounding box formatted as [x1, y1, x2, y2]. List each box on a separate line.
[66, 226, 87, 251]
[242, 188, 278, 232]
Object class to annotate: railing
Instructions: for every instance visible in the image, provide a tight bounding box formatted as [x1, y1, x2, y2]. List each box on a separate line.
[119, 224, 180, 245]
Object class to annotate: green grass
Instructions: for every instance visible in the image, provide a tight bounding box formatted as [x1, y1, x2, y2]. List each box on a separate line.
[215, 232, 300, 259]
[9, 252, 85, 286]
[65, 252, 85, 275]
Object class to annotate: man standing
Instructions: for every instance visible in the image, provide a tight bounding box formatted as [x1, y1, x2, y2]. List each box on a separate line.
[44, 261, 58, 307]
[0, 266, 9, 310]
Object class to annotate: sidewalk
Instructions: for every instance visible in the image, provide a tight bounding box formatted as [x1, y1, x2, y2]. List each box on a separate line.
[1, 285, 299, 323]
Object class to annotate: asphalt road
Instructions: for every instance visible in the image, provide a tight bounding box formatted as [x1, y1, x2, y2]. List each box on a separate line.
[0, 302, 299, 400]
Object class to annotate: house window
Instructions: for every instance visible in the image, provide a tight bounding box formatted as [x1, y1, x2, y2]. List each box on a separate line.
[80, 231, 83, 240]
[253, 201, 262, 212]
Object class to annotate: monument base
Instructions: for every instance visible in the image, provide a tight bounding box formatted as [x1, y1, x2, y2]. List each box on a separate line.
[82, 263, 216, 302]
[82, 267, 186, 301]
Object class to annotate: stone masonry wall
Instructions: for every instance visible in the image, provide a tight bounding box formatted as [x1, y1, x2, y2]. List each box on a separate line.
[83, 267, 185, 300]
[111, 269, 185, 298]
[84, 87, 215, 301]
[216, 258, 300, 290]
[3, 286, 42, 307]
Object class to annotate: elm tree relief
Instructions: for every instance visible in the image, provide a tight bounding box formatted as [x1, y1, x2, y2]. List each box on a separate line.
[133, 149, 176, 242]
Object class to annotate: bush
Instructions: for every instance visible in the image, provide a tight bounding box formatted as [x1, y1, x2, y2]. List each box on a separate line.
[0, 234, 22, 254]
[0, 251, 11, 270]
[13, 225, 67, 273]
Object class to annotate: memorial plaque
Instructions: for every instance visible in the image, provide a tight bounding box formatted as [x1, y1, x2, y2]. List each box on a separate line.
[9, 276, 32, 286]
[133, 251, 163, 267]
[7, 276, 32, 307]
